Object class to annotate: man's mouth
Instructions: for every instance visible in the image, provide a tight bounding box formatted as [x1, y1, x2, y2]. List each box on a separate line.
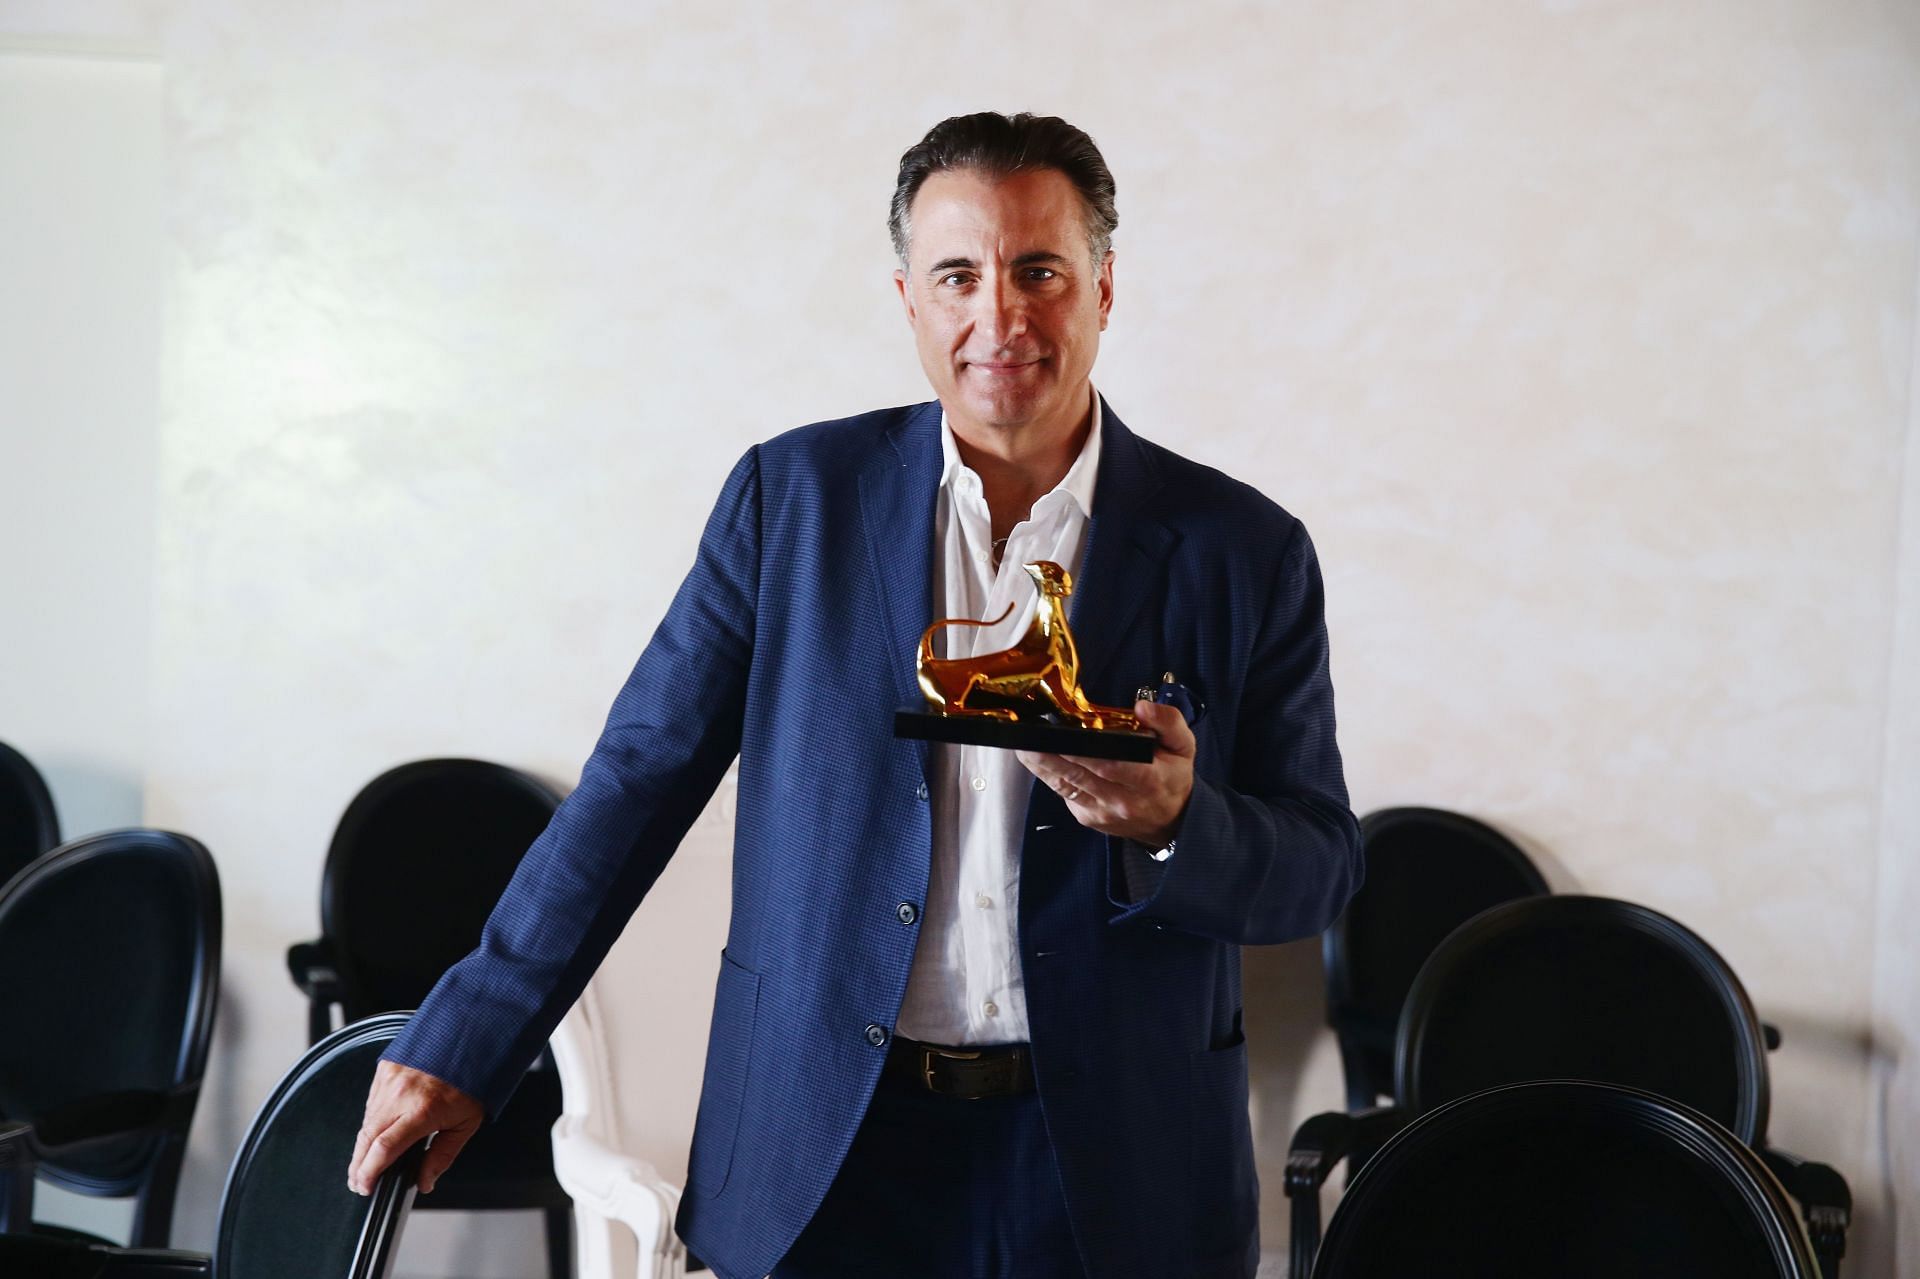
[965, 358, 1044, 376]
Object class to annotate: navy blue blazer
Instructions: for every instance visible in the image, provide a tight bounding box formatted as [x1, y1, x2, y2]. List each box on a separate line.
[386, 398, 1362, 1279]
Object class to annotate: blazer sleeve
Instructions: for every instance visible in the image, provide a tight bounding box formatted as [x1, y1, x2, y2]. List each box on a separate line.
[383, 446, 762, 1116]
[1105, 517, 1363, 945]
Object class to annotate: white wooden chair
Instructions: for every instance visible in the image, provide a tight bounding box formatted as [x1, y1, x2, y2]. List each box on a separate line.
[547, 782, 735, 1279]
[550, 976, 690, 1279]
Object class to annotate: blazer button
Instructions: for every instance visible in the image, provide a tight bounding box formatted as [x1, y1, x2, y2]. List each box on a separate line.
[865, 1023, 889, 1047]
[896, 901, 919, 925]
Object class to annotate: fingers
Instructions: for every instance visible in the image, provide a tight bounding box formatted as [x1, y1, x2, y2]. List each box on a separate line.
[348, 1061, 485, 1196]
[1037, 702, 1194, 784]
[1016, 699, 1197, 844]
[349, 1082, 406, 1195]
[1014, 750, 1095, 802]
[1061, 749, 1150, 789]
[1134, 698, 1196, 758]
[352, 1113, 435, 1195]
[418, 1120, 479, 1195]
[349, 1112, 380, 1186]
[1015, 749, 1124, 820]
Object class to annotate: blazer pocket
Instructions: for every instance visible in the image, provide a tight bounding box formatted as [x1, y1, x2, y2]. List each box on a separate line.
[687, 949, 761, 1196]
[1186, 1033, 1257, 1264]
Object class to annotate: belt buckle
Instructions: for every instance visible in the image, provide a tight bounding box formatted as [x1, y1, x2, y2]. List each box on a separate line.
[921, 1044, 984, 1097]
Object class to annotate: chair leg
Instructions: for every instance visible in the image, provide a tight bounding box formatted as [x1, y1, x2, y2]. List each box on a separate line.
[0, 1166, 32, 1234]
[575, 1207, 615, 1279]
[130, 1149, 183, 1248]
[545, 1204, 574, 1279]
[1289, 1185, 1321, 1279]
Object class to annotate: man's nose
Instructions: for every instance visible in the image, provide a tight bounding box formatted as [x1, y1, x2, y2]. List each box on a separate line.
[974, 276, 1028, 345]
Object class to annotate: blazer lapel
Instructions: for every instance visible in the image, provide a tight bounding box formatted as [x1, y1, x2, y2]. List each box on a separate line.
[1068, 398, 1176, 699]
[858, 401, 944, 747]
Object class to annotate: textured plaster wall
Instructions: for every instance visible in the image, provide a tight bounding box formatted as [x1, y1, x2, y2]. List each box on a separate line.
[0, 42, 164, 1244]
[0, 49, 161, 852]
[1870, 250, 1920, 1271]
[3, 1, 1917, 1274]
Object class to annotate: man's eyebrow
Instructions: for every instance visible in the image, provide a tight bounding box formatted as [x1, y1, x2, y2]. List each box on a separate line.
[925, 251, 1072, 277]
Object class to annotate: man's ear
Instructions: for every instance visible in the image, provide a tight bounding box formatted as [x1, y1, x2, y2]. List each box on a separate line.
[1096, 251, 1115, 332]
[894, 268, 917, 326]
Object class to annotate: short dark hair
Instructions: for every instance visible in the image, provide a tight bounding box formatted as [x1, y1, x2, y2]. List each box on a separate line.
[889, 112, 1118, 266]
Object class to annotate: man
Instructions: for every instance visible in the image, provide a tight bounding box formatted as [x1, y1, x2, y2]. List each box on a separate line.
[349, 112, 1361, 1279]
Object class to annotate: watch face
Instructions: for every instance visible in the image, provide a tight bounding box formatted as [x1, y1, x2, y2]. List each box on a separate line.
[1150, 840, 1177, 862]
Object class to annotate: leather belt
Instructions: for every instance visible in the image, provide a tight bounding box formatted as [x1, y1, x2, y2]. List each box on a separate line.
[883, 1036, 1036, 1100]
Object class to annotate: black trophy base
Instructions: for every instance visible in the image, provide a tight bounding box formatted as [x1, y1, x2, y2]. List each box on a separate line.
[894, 709, 1157, 762]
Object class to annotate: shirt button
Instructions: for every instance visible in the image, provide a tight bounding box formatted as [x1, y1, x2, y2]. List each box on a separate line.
[896, 901, 919, 925]
[865, 1023, 889, 1047]
[976, 894, 993, 909]
[970, 776, 986, 792]
[983, 1001, 999, 1018]
[915, 782, 929, 802]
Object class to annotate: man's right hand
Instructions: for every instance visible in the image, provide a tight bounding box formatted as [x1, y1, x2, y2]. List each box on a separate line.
[348, 1059, 485, 1196]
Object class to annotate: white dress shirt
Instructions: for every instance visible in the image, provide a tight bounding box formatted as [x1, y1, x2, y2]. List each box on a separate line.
[895, 394, 1104, 1046]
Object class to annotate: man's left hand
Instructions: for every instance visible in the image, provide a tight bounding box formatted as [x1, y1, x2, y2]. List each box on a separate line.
[1016, 699, 1195, 847]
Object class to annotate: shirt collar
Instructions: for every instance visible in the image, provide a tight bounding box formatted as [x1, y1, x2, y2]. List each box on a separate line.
[938, 389, 1103, 520]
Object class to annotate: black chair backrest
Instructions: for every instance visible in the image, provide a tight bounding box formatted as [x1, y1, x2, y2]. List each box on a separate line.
[1397, 895, 1771, 1146]
[216, 1013, 421, 1278]
[321, 759, 561, 1021]
[0, 830, 220, 1192]
[1322, 807, 1547, 1104]
[1311, 1080, 1821, 1278]
[0, 741, 61, 887]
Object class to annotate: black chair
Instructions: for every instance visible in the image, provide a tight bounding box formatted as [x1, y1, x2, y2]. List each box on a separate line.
[0, 1014, 427, 1278]
[0, 830, 220, 1247]
[0, 740, 61, 887]
[1288, 895, 1851, 1278]
[1308, 1079, 1824, 1278]
[1322, 806, 1548, 1112]
[285, 758, 573, 1278]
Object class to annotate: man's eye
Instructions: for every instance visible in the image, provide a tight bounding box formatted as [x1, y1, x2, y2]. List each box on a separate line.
[940, 273, 971, 287]
[1025, 268, 1057, 281]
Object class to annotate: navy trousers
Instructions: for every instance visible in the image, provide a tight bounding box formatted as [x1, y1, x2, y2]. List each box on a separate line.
[770, 1060, 1086, 1279]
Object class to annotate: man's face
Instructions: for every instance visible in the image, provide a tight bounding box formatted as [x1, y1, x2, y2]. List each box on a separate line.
[894, 167, 1114, 443]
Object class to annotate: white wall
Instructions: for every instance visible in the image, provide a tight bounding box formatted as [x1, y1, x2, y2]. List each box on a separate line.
[0, 47, 161, 844]
[1869, 239, 1920, 1272]
[3, 2, 1917, 1275]
[0, 44, 162, 1237]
